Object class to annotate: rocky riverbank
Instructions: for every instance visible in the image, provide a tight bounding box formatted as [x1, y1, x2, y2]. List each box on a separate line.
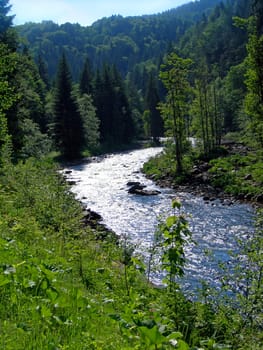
[145, 142, 263, 208]
[147, 163, 239, 206]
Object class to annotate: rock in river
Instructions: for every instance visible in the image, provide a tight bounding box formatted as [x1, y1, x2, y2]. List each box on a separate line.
[127, 182, 161, 196]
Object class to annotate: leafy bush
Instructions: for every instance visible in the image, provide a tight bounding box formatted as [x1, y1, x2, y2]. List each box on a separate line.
[209, 151, 263, 198]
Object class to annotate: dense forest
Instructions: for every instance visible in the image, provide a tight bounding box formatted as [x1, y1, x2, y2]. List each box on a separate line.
[2, 0, 261, 162]
[0, 0, 263, 348]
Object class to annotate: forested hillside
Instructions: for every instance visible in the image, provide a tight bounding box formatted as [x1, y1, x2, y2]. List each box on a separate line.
[17, 0, 224, 81]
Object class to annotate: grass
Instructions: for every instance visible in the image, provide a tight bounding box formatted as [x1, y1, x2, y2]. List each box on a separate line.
[0, 158, 134, 349]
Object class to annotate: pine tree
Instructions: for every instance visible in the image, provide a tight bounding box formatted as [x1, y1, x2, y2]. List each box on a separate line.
[145, 73, 163, 143]
[0, 0, 14, 38]
[53, 53, 84, 160]
[111, 66, 134, 145]
[37, 54, 50, 90]
[79, 57, 93, 95]
[94, 65, 114, 145]
[0, 0, 17, 50]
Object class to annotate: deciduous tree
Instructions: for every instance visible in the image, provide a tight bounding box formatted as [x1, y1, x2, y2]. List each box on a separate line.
[159, 52, 192, 173]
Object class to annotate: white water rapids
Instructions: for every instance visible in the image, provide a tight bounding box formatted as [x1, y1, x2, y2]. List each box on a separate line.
[64, 147, 255, 293]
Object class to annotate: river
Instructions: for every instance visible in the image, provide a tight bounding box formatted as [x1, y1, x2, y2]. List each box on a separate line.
[64, 147, 255, 293]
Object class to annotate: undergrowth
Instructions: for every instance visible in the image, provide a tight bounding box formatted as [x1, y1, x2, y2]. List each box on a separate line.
[209, 150, 263, 199]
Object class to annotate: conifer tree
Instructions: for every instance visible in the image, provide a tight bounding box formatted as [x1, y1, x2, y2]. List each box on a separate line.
[79, 57, 93, 95]
[0, 0, 14, 38]
[145, 73, 163, 143]
[37, 54, 50, 90]
[93, 64, 135, 147]
[53, 53, 84, 160]
[111, 65, 134, 145]
[94, 66, 114, 144]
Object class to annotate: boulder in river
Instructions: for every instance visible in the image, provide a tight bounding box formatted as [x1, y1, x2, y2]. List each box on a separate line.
[127, 182, 161, 196]
[133, 189, 161, 196]
[127, 181, 142, 187]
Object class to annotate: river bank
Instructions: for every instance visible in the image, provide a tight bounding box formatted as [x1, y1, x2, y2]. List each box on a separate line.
[143, 143, 263, 208]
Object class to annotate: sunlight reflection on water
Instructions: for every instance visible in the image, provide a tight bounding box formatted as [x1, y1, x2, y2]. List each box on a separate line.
[64, 147, 255, 293]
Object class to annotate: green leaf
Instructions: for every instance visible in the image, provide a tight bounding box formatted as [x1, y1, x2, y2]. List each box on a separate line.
[138, 325, 167, 345]
[167, 331, 183, 340]
[166, 215, 177, 228]
[109, 313, 122, 322]
[0, 274, 10, 287]
[41, 305, 52, 318]
[177, 339, 190, 350]
[172, 199, 181, 209]
[46, 288, 59, 303]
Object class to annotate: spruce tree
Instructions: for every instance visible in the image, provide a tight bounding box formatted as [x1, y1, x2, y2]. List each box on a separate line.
[0, 0, 14, 37]
[94, 65, 115, 145]
[94, 65, 135, 147]
[0, 0, 17, 50]
[145, 73, 164, 144]
[53, 53, 84, 160]
[111, 66, 134, 145]
[37, 54, 50, 90]
[79, 57, 93, 95]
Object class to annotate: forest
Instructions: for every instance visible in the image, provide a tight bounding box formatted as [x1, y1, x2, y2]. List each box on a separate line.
[0, 0, 262, 348]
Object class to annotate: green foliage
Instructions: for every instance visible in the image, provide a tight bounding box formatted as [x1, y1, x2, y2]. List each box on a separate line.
[158, 200, 192, 289]
[109, 288, 191, 350]
[209, 150, 263, 198]
[94, 64, 135, 147]
[77, 93, 100, 152]
[244, 17, 263, 147]
[159, 53, 192, 173]
[0, 46, 50, 159]
[0, 43, 19, 164]
[143, 141, 194, 185]
[0, 0, 16, 47]
[53, 53, 84, 160]
[17, 118, 51, 159]
[79, 57, 93, 95]
[145, 73, 164, 142]
[0, 158, 143, 349]
[143, 148, 177, 180]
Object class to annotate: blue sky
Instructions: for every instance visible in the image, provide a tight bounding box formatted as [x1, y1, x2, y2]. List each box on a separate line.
[10, 0, 190, 26]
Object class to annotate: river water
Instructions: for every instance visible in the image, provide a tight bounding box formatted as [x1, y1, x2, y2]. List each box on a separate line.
[64, 147, 255, 293]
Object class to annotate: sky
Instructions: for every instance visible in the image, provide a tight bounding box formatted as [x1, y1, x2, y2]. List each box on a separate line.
[10, 0, 191, 27]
